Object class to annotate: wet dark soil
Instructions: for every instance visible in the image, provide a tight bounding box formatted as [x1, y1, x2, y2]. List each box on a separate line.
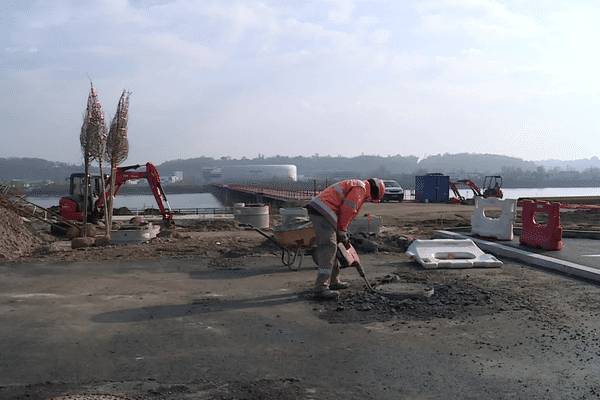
[320, 279, 498, 325]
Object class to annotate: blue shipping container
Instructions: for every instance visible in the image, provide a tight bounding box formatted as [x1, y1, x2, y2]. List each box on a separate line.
[415, 174, 450, 203]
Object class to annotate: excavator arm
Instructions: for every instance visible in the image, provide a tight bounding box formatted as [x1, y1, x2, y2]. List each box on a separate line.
[450, 180, 483, 204]
[449, 182, 465, 204]
[96, 163, 174, 224]
[144, 162, 174, 225]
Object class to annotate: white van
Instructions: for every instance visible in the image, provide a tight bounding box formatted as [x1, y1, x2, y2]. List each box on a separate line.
[381, 180, 404, 202]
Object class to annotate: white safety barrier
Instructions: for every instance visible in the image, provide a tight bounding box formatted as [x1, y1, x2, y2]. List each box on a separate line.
[470, 197, 517, 240]
[405, 239, 503, 269]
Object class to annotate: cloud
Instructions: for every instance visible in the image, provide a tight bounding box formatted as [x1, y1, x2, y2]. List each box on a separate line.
[326, 0, 356, 24]
[416, 0, 541, 40]
[132, 33, 228, 69]
[5, 47, 38, 53]
[2, 0, 600, 164]
[390, 52, 429, 73]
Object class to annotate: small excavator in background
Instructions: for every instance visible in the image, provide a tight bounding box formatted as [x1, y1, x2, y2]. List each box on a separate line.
[482, 175, 503, 198]
[449, 180, 482, 204]
[450, 175, 503, 204]
[59, 162, 174, 224]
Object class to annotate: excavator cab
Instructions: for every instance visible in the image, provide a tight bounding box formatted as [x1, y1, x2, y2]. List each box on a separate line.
[59, 173, 105, 221]
[70, 173, 102, 200]
[483, 175, 503, 198]
[58, 163, 174, 224]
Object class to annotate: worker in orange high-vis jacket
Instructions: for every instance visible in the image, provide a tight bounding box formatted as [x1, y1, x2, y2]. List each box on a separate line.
[306, 178, 386, 299]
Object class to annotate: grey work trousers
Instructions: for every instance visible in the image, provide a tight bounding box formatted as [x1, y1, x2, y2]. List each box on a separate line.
[308, 212, 341, 291]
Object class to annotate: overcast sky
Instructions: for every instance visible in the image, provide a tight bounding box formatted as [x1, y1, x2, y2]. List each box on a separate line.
[2, 0, 599, 166]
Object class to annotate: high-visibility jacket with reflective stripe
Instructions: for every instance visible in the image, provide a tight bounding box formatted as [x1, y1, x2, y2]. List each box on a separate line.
[307, 179, 371, 231]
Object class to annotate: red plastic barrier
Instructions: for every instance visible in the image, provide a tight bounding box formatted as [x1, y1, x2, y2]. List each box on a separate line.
[519, 200, 563, 250]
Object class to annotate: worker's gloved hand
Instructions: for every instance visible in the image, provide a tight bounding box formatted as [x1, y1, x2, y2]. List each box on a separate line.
[337, 230, 349, 245]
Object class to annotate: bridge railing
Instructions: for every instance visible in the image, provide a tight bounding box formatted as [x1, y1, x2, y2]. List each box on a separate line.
[218, 183, 418, 203]
[121, 206, 234, 216]
[218, 184, 323, 201]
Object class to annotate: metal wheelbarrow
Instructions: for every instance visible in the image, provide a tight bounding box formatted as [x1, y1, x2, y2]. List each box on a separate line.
[241, 221, 316, 271]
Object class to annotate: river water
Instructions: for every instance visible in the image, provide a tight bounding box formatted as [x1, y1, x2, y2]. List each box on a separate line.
[25, 187, 600, 210]
[26, 193, 223, 210]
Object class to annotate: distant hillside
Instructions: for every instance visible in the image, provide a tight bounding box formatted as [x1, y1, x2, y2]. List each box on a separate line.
[0, 158, 85, 183]
[0, 153, 537, 185]
[416, 153, 537, 175]
[535, 156, 600, 172]
[154, 153, 527, 182]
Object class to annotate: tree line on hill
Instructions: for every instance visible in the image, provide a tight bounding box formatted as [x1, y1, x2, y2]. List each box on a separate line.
[2, 154, 600, 192]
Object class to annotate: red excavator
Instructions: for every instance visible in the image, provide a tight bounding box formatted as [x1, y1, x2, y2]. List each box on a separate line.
[482, 175, 503, 199]
[449, 180, 482, 204]
[450, 176, 503, 204]
[59, 162, 174, 224]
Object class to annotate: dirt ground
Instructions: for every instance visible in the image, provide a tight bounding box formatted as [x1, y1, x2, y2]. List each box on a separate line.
[2, 201, 600, 399]
[2, 199, 598, 265]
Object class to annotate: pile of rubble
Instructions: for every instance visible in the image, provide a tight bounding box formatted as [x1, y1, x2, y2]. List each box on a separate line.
[318, 275, 500, 325]
[0, 203, 45, 261]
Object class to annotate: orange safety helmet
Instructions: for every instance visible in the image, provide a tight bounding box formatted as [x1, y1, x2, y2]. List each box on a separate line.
[366, 178, 386, 203]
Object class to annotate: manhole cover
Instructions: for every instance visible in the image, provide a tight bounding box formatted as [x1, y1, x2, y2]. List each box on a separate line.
[375, 282, 434, 299]
[45, 395, 138, 400]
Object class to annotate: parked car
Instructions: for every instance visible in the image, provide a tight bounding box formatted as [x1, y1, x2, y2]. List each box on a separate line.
[380, 180, 404, 202]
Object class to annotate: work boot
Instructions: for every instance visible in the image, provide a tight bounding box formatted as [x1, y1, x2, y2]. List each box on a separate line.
[314, 288, 339, 300]
[313, 273, 339, 299]
[313, 273, 331, 291]
[329, 281, 350, 290]
[329, 262, 343, 287]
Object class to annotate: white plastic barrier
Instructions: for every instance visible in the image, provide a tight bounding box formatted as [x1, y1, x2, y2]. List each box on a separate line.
[470, 197, 517, 241]
[405, 239, 503, 269]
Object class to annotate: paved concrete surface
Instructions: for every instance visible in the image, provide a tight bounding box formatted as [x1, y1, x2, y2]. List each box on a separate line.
[435, 228, 600, 283]
[3, 252, 600, 399]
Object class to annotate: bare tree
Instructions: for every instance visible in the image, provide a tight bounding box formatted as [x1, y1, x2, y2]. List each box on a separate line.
[104, 90, 131, 237]
[80, 82, 107, 237]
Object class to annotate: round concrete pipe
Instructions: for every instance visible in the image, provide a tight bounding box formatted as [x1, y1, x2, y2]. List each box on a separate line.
[234, 203, 270, 229]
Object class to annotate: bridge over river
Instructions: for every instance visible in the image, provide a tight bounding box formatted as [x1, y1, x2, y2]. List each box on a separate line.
[208, 183, 324, 208]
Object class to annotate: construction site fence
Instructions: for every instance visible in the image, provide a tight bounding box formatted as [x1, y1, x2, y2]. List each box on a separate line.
[126, 207, 234, 216]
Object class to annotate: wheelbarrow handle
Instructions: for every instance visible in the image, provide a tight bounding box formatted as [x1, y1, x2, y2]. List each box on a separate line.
[239, 223, 288, 251]
[240, 223, 305, 271]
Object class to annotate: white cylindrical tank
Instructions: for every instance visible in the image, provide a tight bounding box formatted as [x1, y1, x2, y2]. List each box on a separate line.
[220, 165, 297, 182]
